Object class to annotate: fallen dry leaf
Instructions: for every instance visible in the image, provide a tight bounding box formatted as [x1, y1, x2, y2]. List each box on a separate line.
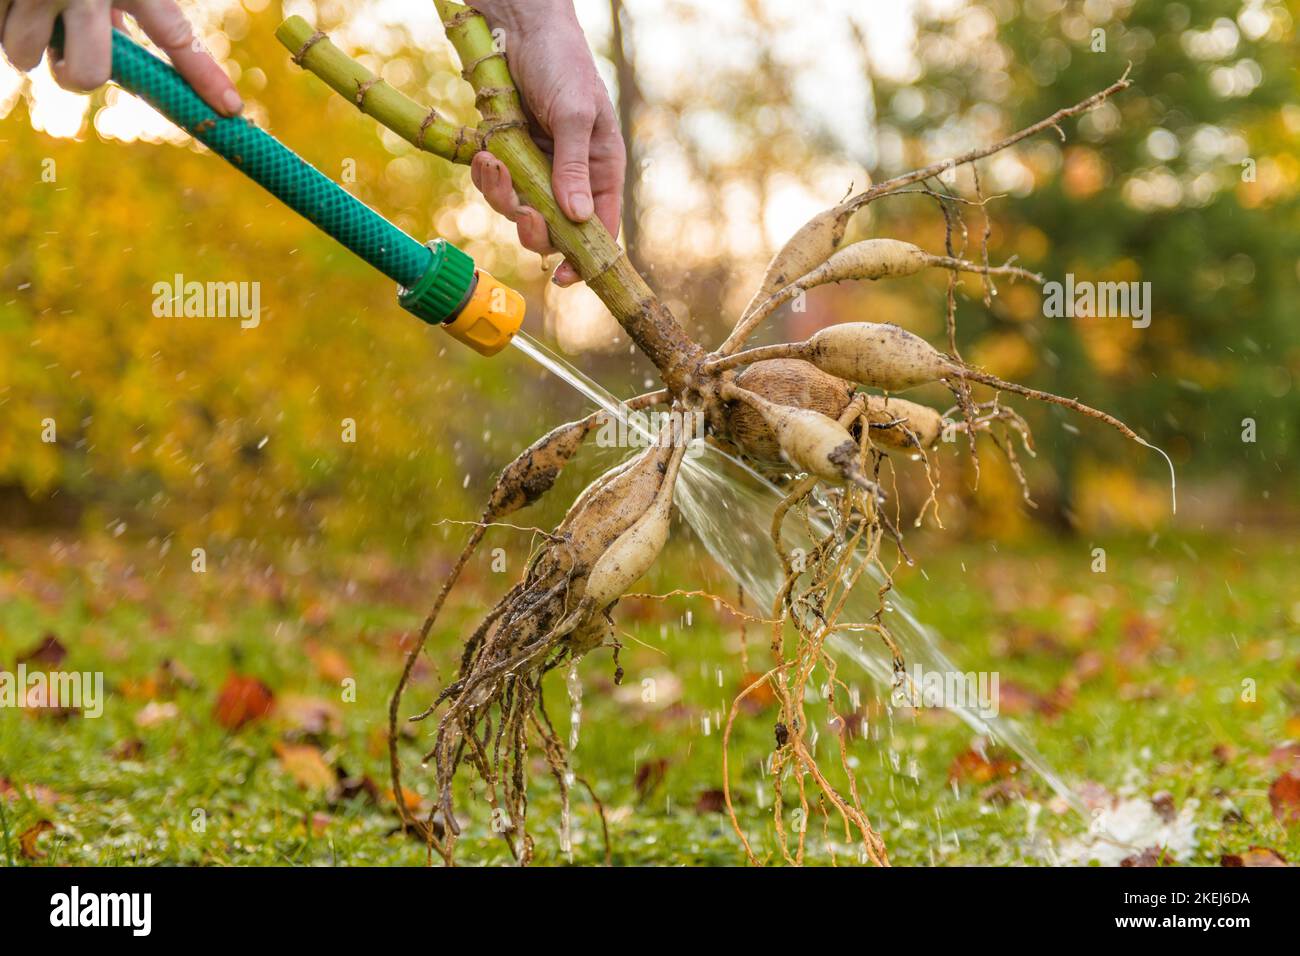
[990, 680, 1049, 717]
[306, 642, 353, 684]
[301, 601, 332, 629]
[18, 819, 54, 860]
[1121, 846, 1177, 867]
[0, 777, 66, 806]
[109, 738, 145, 761]
[385, 785, 425, 813]
[213, 673, 274, 730]
[119, 658, 198, 701]
[1267, 768, 1300, 823]
[694, 788, 727, 814]
[830, 709, 868, 741]
[948, 747, 1019, 785]
[981, 779, 1030, 805]
[1265, 742, 1300, 769]
[1211, 743, 1238, 765]
[334, 774, 381, 805]
[274, 693, 343, 737]
[273, 742, 336, 791]
[133, 700, 179, 729]
[1071, 649, 1106, 683]
[634, 758, 670, 801]
[367, 722, 413, 758]
[1221, 846, 1288, 867]
[1151, 791, 1177, 823]
[16, 633, 66, 668]
[736, 672, 776, 714]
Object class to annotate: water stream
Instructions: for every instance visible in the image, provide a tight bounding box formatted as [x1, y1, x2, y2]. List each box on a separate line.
[512, 332, 1085, 814]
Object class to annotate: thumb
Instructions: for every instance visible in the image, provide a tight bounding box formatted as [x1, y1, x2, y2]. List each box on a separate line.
[549, 104, 596, 223]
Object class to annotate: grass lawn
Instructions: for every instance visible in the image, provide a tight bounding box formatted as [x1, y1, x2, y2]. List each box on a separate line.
[1, 529, 1297, 866]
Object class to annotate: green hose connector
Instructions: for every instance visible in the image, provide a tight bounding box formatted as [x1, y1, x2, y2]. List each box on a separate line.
[48, 19, 524, 353]
[398, 240, 475, 325]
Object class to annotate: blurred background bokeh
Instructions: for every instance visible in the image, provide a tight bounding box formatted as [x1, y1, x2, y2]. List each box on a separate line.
[2, 0, 1297, 559]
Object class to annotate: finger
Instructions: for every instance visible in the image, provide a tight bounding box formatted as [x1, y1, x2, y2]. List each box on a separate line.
[2, 0, 60, 72]
[471, 151, 519, 219]
[549, 102, 596, 223]
[0, 2, 11, 54]
[553, 261, 580, 287]
[121, 0, 241, 115]
[472, 153, 555, 255]
[52, 0, 111, 91]
[589, 105, 626, 241]
[513, 207, 552, 254]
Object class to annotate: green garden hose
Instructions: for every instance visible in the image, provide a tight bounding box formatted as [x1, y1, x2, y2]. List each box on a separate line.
[50, 20, 523, 354]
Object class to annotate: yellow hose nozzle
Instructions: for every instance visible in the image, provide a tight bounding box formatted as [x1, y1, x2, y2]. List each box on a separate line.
[442, 271, 525, 356]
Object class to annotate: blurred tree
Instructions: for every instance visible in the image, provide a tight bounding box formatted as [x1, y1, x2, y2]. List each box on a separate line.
[862, 0, 1300, 523]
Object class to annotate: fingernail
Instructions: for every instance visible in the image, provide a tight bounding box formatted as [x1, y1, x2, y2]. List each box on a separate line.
[571, 192, 593, 221]
[221, 89, 244, 116]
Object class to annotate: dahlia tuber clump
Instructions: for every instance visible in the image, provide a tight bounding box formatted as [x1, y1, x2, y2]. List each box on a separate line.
[279, 8, 1169, 865]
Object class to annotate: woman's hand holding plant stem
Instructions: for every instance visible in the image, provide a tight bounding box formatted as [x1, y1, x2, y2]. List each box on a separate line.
[470, 0, 626, 287]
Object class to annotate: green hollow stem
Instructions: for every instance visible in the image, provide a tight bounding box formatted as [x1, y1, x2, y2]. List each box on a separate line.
[276, 16, 483, 165]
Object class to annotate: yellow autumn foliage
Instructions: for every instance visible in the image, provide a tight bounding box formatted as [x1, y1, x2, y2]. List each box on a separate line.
[0, 4, 543, 549]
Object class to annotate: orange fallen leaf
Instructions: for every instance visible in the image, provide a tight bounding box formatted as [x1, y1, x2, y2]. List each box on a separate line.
[1173, 675, 1198, 697]
[385, 786, 424, 813]
[306, 642, 353, 684]
[273, 742, 336, 791]
[119, 674, 164, 702]
[1268, 768, 1300, 823]
[120, 658, 198, 701]
[274, 693, 342, 737]
[213, 673, 274, 730]
[19, 819, 54, 860]
[302, 601, 332, 629]
[1221, 846, 1288, 867]
[948, 748, 1019, 785]
[735, 672, 776, 714]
